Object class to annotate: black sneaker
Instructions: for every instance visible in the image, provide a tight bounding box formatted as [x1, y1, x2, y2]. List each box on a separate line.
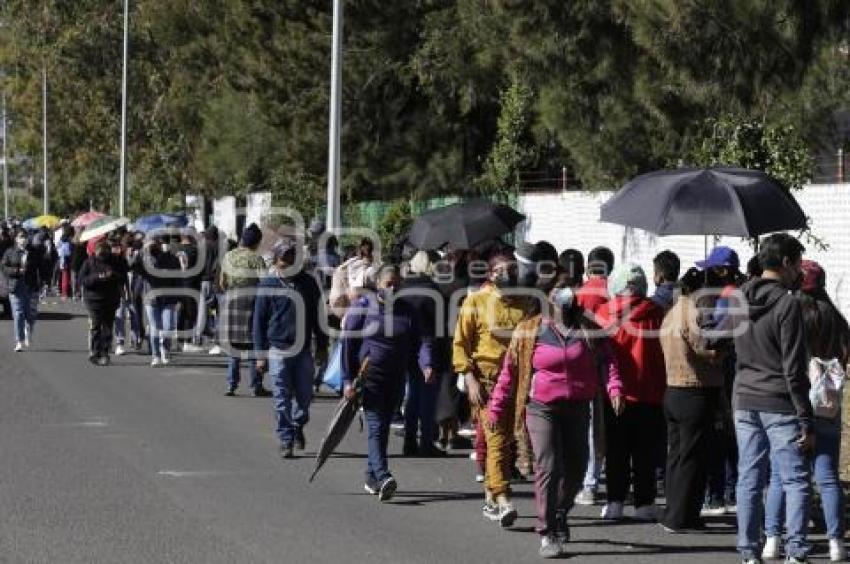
[280, 444, 295, 459]
[294, 429, 306, 451]
[418, 442, 447, 458]
[253, 387, 272, 398]
[224, 387, 237, 397]
[377, 476, 397, 502]
[96, 355, 110, 366]
[88, 354, 99, 365]
[364, 476, 379, 495]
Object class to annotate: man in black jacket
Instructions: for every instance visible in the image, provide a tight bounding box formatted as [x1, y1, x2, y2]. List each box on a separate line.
[80, 239, 129, 365]
[2, 230, 43, 351]
[732, 233, 813, 564]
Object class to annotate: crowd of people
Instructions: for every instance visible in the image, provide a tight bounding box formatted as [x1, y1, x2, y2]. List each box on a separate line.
[2, 215, 849, 563]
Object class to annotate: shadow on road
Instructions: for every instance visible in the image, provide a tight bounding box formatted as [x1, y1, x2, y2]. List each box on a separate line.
[38, 312, 80, 321]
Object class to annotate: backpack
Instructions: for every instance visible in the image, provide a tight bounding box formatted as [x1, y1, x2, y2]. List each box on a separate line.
[808, 357, 845, 419]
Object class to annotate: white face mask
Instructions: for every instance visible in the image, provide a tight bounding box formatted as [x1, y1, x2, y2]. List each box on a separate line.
[161, 243, 170, 253]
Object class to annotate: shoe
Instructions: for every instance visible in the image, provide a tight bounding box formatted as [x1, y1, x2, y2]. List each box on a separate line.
[495, 495, 517, 528]
[208, 345, 222, 356]
[14, 342, 22, 352]
[402, 440, 419, 457]
[253, 386, 272, 397]
[475, 473, 485, 483]
[633, 504, 657, 522]
[785, 558, 807, 564]
[659, 522, 682, 534]
[280, 444, 295, 459]
[160, 354, 170, 366]
[701, 501, 727, 516]
[364, 476, 379, 495]
[483, 501, 500, 522]
[601, 501, 624, 520]
[457, 424, 476, 438]
[150, 357, 162, 367]
[830, 539, 846, 562]
[574, 487, 597, 506]
[742, 559, 763, 564]
[224, 389, 236, 397]
[88, 354, 100, 365]
[96, 355, 110, 366]
[377, 476, 397, 502]
[182, 342, 204, 353]
[417, 442, 447, 457]
[539, 535, 562, 559]
[115, 344, 126, 356]
[294, 429, 306, 450]
[762, 536, 781, 560]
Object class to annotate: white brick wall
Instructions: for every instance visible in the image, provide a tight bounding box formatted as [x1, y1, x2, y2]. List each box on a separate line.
[518, 183, 850, 320]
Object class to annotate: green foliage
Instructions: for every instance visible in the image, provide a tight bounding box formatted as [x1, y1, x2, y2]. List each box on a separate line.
[377, 199, 413, 252]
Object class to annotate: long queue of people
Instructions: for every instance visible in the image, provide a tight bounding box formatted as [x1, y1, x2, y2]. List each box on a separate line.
[2, 216, 848, 563]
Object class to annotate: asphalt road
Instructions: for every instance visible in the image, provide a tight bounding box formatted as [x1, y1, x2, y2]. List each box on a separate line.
[0, 301, 836, 563]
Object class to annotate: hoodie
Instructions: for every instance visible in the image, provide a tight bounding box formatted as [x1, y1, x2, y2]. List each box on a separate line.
[733, 278, 812, 429]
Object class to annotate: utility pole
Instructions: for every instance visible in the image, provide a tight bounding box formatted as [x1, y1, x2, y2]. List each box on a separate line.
[118, 0, 129, 217]
[42, 61, 48, 215]
[325, 0, 343, 232]
[2, 90, 8, 220]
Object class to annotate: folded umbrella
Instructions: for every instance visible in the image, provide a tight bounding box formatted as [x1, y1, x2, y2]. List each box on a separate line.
[600, 167, 807, 237]
[408, 200, 525, 250]
[80, 215, 129, 242]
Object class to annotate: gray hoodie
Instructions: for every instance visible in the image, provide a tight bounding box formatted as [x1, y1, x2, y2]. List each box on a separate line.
[732, 278, 813, 430]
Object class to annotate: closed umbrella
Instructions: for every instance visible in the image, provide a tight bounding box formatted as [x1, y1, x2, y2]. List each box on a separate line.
[80, 215, 130, 242]
[408, 200, 525, 250]
[600, 167, 807, 237]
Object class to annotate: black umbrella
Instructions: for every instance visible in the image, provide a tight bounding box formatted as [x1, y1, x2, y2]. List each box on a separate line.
[308, 393, 361, 483]
[600, 167, 807, 237]
[408, 200, 526, 250]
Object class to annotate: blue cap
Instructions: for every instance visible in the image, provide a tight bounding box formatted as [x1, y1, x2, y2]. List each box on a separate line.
[696, 246, 739, 270]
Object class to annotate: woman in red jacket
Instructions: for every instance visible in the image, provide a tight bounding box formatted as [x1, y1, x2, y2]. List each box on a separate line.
[595, 263, 667, 522]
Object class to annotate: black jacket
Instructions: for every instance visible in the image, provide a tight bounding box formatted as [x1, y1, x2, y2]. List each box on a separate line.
[399, 275, 450, 372]
[2, 246, 42, 291]
[733, 278, 813, 429]
[80, 254, 128, 306]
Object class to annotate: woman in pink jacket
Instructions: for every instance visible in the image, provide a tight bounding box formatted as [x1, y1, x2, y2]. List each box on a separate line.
[488, 284, 624, 559]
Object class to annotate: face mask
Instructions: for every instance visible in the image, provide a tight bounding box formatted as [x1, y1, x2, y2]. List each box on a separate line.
[493, 272, 516, 290]
[161, 243, 170, 253]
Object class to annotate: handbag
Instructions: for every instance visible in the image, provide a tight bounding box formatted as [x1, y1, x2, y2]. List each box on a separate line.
[808, 357, 845, 419]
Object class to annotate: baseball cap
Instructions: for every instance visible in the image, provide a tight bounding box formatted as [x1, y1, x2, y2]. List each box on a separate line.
[696, 246, 740, 270]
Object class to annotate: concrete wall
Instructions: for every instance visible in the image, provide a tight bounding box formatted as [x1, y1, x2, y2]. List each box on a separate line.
[518, 183, 850, 320]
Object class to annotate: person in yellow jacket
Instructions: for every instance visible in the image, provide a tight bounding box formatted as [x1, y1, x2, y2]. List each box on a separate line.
[453, 252, 527, 527]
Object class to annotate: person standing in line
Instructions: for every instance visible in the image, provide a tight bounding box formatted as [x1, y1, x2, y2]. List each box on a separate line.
[2, 230, 41, 351]
[80, 238, 128, 366]
[219, 223, 271, 396]
[141, 236, 182, 367]
[761, 259, 850, 563]
[732, 233, 813, 564]
[452, 252, 526, 527]
[341, 264, 432, 502]
[254, 239, 328, 459]
[650, 250, 680, 312]
[199, 226, 222, 355]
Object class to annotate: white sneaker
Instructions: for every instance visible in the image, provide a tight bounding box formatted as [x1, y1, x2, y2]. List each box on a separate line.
[160, 354, 170, 366]
[539, 535, 562, 559]
[601, 501, 624, 520]
[151, 357, 162, 367]
[208, 345, 222, 356]
[574, 487, 597, 506]
[182, 342, 203, 353]
[115, 345, 126, 356]
[762, 536, 781, 560]
[633, 504, 657, 522]
[14, 342, 23, 352]
[830, 539, 846, 562]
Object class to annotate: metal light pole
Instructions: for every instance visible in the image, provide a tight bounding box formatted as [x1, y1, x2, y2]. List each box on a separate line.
[118, 0, 129, 217]
[2, 90, 8, 221]
[42, 62, 48, 215]
[325, 0, 343, 232]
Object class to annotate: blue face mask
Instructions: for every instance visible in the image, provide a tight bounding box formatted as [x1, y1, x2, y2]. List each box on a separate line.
[553, 287, 575, 309]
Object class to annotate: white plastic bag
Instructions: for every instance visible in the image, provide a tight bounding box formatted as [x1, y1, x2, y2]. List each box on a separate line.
[808, 357, 845, 419]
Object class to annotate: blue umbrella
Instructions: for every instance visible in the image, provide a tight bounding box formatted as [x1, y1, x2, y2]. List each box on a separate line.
[131, 212, 189, 234]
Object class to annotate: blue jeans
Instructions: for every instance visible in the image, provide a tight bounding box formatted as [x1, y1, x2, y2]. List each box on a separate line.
[9, 288, 37, 343]
[227, 350, 261, 391]
[765, 416, 844, 540]
[365, 408, 393, 483]
[114, 298, 141, 345]
[735, 410, 811, 560]
[404, 369, 439, 445]
[270, 348, 314, 446]
[145, 301, 176, 358]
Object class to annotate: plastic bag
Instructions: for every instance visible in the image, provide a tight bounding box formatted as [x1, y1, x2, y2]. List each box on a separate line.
[322, 341, 344, 393]
[808, 357, 845, 419]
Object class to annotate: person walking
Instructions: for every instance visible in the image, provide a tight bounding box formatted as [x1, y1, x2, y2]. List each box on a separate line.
[488, 282, 623, 558]
[254, 239, 328, 459]
[2, 230, 42, 351]
[80, 238, 129, 365]
[219, 223, 271, 396]
[341, 264, 432, 502]
[732, 233, 813, 564]
[452, 252, 526, 527]
[761, 259, 850, 563]
[141, 236, 183, 366]
[595, 263, 667, 522]
[659, 267, 728, 533]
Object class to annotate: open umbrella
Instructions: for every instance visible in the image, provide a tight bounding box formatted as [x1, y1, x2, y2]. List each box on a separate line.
[23, 214, 61, 230]
[72, 211, 105, 228]
[408, 200, 526, 250]
[600, 167, 807, 237]
[80, 215, 129, 242]
[132, 212, 189, 234]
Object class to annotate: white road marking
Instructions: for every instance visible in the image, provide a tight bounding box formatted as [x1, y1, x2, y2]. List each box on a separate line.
[156, 470, 232, 478]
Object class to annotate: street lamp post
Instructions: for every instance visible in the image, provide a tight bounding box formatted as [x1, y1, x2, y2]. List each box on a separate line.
[325, 0, 342, 233]
[2, 90, 8, 221]
[118, 0, 129, 217]
[42, 62, 48, 215]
